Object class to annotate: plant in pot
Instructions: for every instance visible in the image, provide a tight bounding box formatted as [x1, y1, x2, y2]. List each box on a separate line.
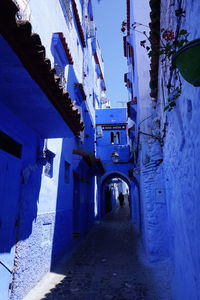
[172, 38, 200, 86]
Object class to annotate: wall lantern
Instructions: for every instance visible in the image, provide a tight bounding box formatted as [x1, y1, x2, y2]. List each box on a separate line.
[37, 150, 48, 166]
[37, 149, 55, 167]
[111, 150, 120, 163]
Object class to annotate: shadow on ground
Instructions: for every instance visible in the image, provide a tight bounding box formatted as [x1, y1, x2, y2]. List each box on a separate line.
[40, 204, 170, 300]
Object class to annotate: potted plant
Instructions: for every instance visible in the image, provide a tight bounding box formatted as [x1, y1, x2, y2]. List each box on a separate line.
[172, 38, 200, 86]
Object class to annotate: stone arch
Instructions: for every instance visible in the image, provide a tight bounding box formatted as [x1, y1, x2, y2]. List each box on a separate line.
[97, 171, 141, 232]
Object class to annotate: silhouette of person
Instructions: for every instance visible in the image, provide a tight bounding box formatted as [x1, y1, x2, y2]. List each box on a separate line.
[118, 192, 124, 207]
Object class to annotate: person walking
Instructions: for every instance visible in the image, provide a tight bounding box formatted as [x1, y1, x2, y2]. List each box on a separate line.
[118, 192, 124, 207]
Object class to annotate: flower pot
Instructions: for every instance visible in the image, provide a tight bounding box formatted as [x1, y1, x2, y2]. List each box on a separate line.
[172, 38, 200, 86]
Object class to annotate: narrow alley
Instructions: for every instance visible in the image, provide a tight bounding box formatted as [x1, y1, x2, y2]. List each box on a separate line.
[24, 202, 170, 300]
[1, 0, 200, 299]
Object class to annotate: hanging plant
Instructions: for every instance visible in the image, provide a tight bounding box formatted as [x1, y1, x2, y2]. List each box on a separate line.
[140, 28, 189, 62]
[138, 26, 190, 111]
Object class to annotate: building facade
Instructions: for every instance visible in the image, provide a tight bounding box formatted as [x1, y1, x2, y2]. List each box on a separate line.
[123, 0, 200, 299]
[0, 1, 105, 299]
[96, 108, 140, 231]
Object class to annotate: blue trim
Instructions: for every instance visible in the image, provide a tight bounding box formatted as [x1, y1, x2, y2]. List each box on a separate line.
[91, 38, 96, 53]
[88, 0, 93, 20]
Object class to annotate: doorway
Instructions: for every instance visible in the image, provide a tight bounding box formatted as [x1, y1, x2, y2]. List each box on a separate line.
[0, 150, 21, 300]
[101, 175, 131, 217]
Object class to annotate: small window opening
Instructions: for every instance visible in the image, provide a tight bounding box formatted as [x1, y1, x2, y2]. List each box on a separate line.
[110, 132, 115, 144]
[116, 132, 120, 144]
[44, 150, 55, 178]
[0, 130, 22, 158]
[64, 161, 70, 184]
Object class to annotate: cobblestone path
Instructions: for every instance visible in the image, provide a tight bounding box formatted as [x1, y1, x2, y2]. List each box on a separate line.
[25, 204, 171, 300]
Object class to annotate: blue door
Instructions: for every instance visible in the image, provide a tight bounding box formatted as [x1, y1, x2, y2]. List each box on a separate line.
[0, 150, 21, 300]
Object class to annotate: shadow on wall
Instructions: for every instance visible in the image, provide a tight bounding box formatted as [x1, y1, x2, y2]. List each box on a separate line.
[50, 32, 97, 269]
[0, 32, 48, 255]
[49, 138, 74, 267]
[50, 36, 76, 268]
[0, 138, 44, 254]
[50, 139, 96, 270]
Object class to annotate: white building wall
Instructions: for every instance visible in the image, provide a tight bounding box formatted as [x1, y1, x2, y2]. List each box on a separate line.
[131, 0, 151, 126]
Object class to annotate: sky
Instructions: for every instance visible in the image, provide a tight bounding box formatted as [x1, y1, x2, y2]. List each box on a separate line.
[92, 0, 128, 108]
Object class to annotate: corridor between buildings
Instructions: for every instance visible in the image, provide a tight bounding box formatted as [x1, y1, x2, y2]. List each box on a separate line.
[24, 202, 170, 300]
[1, 0, 200, 299]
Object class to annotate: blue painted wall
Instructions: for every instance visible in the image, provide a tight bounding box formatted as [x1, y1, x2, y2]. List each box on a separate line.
[126, 0, 200, 298]
[96, 108, 130, 163]
[0, 0, 100, 298]
[96, 108, 140, 231]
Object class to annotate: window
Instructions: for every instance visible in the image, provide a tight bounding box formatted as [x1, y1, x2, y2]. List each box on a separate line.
[44, 150, 55, 178]
[93, 93, 96, 109]
[110, 132, 115, 144]
[0, 130, 22, 158]
[54, 62, 66, 89]
[64, 161, 70, 184]
[52, 33, 69, 90]
[116, 132, 120, 144]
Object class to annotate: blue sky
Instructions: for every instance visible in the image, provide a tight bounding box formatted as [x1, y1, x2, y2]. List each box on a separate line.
[92, 0, 128, 108]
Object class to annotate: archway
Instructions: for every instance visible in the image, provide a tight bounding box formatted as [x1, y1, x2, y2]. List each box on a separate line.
[98, 171, 141, 233]
[103, 176, 130, 214]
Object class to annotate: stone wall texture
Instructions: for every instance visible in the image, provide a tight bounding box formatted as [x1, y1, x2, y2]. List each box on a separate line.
[130, 0, 200, 298]
[159, 1, 200, 299]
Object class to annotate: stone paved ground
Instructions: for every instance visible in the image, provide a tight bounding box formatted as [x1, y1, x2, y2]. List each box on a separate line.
[23, 204, 171, 300]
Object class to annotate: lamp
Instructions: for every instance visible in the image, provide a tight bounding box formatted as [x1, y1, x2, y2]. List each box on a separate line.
[111, 150, 120, 163]
[37, 150, 48, 166]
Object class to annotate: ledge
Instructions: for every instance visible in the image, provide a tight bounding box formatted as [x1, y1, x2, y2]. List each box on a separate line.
[72, 0, 86, 48]
[126, 0, 130, 35]
[58, 32, 74, 64]
[94, 51, 104, 80]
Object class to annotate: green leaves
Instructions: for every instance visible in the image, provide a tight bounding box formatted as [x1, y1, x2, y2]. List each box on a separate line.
[164, 86, 182, 112]
[178, 29, 188, 36]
